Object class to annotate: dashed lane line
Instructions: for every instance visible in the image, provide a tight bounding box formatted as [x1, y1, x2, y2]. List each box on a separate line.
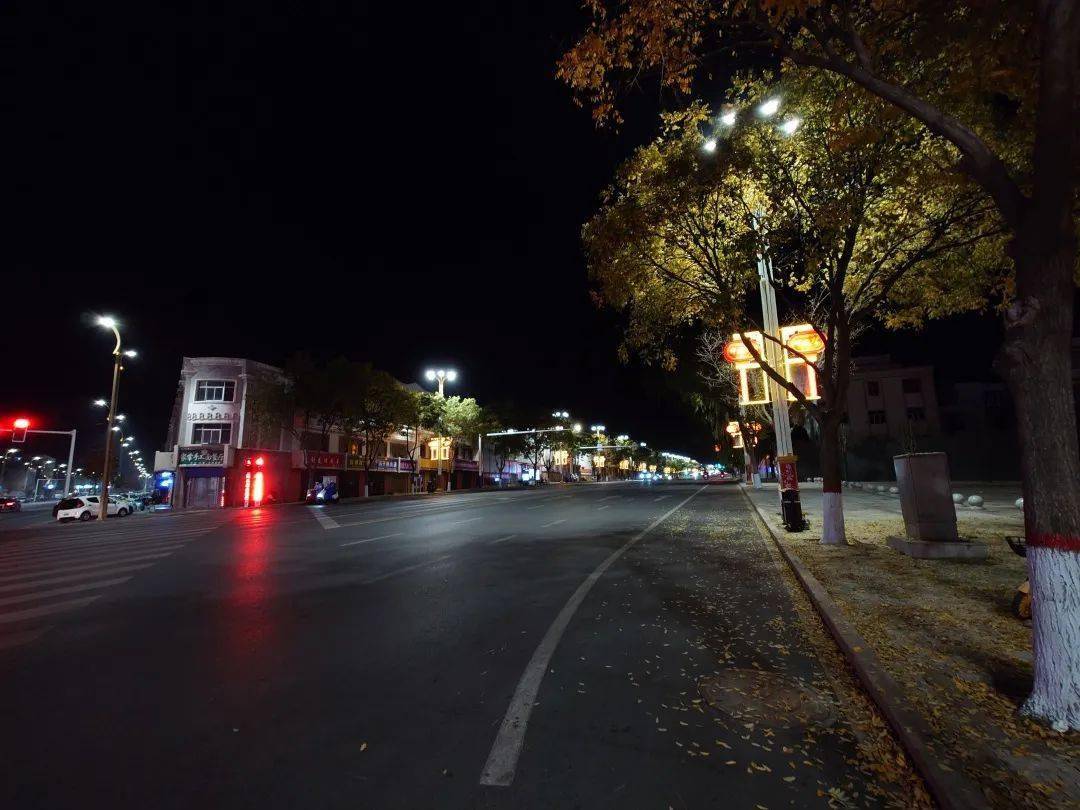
[361, 555, 453, 585]
[340, 532, 402, 548]
[489, 534, 518, 545]
[539, 519, 567, 528]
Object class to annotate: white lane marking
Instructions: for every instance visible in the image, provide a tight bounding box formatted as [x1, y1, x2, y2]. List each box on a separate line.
[0, 563, 157, 593]
[450, 517, 484, 525]
[539, 519, 567, 528]
[362, 555, 453, 585]
[309, 506, 341, 530]
[0, 596, 101, 624]
[339, 532, 402, 548]
[597, 505, 610, 511]
[654, 495, 670, 502]
[599, 495, 620, 501]
[0, 577, 131, 608]
[489, 534, 518, 545]
[0, 552, 173, 583]
[525, 505, 544, 510]
[480, 485, 705, 787]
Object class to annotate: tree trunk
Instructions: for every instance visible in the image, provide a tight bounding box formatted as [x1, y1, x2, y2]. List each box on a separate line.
[819, 416, 847, 546]
[998, 234, 1080, 730]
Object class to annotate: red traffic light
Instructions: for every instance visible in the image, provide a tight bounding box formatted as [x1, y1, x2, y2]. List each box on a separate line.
[255, 456, 265, 466]
[11, 418, 29, 443]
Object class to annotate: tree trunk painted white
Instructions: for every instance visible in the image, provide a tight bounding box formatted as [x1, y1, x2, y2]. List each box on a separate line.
[751, 473, 762, 489]
[821, 492, 846, 546]
[819, 418, 848, 545]
[1023, 546, 1080, 730]
[999, 237, 1080, 730]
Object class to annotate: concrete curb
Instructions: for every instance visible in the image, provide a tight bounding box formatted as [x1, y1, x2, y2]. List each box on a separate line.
[739, 486, 988, 810]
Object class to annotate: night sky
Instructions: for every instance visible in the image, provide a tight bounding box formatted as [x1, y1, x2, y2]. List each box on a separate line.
[6, 2, 1005, 468]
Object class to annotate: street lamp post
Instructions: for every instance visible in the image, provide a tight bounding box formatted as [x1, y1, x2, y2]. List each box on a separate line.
[96, 316, 136, 521]
[703, 99, 804, 524]
[424, 368, 458, 491]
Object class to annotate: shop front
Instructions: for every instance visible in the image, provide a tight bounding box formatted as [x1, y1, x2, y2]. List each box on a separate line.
[453, 459, 479, 490]
[176, 444, 233, 508]
[348, 455, 418, 496]
[300, 450, 347, 499]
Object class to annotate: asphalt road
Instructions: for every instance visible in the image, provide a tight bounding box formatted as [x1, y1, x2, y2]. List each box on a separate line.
[0, 483, 888, 809]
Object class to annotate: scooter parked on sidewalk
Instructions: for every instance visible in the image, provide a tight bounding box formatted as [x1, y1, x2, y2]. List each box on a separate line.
[1005, 536, 1031, 620]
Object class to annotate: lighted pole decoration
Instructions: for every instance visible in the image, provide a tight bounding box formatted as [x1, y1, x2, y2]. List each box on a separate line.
[723, 324, 822, 530]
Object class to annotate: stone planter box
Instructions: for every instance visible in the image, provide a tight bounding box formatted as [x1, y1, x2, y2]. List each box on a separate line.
[887, 452, 987, 560]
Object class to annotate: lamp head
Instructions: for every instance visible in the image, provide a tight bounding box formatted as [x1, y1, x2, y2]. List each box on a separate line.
[758, 97, 781, 117]
[96, 316, 117, 330]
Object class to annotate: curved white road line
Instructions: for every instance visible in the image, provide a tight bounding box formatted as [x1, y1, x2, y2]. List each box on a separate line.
[479, 485, 706, 787]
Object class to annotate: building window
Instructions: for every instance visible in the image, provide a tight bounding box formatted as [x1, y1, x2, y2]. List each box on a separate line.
[191, 423, 232, 445]
[906, 406, 926, 422]
[902, 378, 922, 394]
[866, 381, 881, 397]
[868, 410, 887, 426]
[194, 380, 236, 403]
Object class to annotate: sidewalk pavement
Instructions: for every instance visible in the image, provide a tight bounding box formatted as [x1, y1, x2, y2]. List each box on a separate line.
[742, 483, 1079, 809]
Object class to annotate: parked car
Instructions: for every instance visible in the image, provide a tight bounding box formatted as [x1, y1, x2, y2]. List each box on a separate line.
[55, 496, 127, 521]
[0, 495, 21, 512]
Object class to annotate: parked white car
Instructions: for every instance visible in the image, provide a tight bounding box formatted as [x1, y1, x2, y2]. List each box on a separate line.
[55, 495, 128, 521]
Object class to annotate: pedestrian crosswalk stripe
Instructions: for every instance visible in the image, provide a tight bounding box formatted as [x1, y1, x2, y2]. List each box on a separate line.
[0, 540, 187, 572]
[0, 596, 101, 624]
[0, 577, 131, 608]
[0, 627, 50, 651]
[0, 563, 158, 593]
[0, 527, 212, 557]
[0, 530, 207, 564]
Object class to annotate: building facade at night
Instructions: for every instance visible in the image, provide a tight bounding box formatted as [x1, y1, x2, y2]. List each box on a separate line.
[155, 357, 488, 508]
[844, 355, 940, 440]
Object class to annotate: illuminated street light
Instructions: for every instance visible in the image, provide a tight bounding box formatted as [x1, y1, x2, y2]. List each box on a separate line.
[758, 97, 781, 117]
[780, 117, 801, 136]
[93, 399, 107, 407]
[424, 368, 457, 397]
[702, 138, 717, 153]
[720, 110, 737, 126]
[94, 316, 139, 518]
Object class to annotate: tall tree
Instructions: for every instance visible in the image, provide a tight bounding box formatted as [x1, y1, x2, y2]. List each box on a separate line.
[561, 0, 1080, 729]
[434, 396, 485, 490]
[585, 81, 1000, 544]
[399, 390, 441, 493]
[340, 364, 415, 497]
